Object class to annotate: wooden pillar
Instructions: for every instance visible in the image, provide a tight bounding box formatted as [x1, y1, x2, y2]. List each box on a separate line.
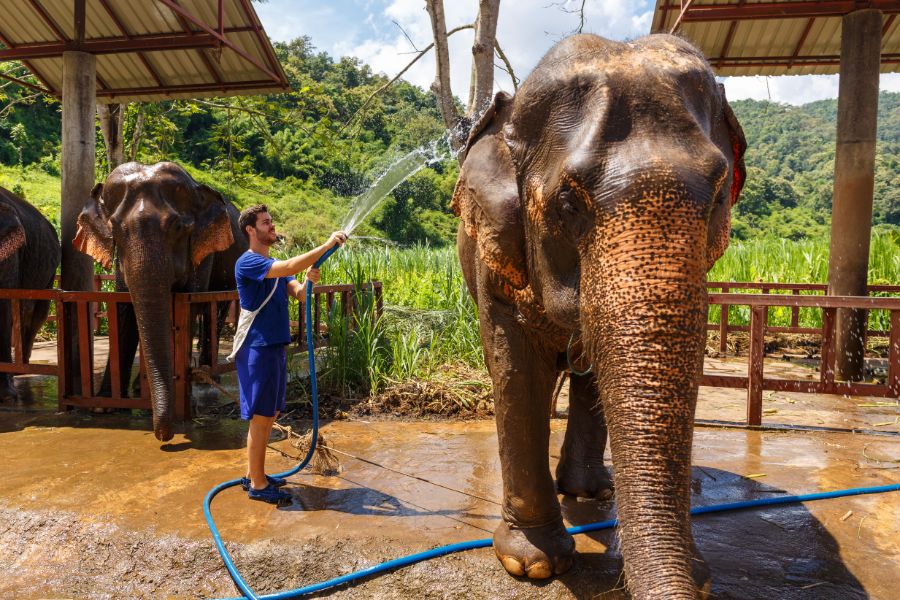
[60, 50, 96, 395]
[827, 9, 881, 381]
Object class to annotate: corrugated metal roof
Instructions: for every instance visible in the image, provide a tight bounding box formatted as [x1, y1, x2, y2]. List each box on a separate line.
[650, 0, 900, 76]
[0, 0, 288, 102]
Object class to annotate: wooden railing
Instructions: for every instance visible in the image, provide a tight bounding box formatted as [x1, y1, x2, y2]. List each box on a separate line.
[706, 281, 900, 353]
[0, 282, 382, 418]
[703, 293, 900, 426]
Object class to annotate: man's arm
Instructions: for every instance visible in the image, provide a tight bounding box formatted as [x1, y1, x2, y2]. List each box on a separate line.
[286, 278, 306, 300]
[266, 231, 347, 279]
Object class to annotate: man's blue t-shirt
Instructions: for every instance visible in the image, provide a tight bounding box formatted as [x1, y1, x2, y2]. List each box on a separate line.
[235, 251, 296, 347]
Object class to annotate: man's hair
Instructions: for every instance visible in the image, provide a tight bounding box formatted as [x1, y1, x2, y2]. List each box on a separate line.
[238, 204, 268, 239]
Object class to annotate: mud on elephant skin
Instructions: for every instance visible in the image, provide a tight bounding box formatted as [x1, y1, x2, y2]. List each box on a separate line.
[74, 162, 247, 442]
[0, 187, 60, 402]
[453, 34, 746, 597]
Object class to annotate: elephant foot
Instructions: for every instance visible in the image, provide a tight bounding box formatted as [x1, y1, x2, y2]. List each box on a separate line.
[493, 518, 574, 579]
[556, 460, 614, 500]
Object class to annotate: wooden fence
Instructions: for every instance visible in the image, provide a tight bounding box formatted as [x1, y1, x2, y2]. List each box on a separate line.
[1, 281, 896, 428]
[0, 282, 382, 419]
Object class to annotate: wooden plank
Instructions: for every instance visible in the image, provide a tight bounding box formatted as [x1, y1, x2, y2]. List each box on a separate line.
[10, 298, 22, 365]
[173, 296, 191, 421]
[56, 298, 68, 410]
[61, 396, 152, 410]
[77, 301, 93, 399]
[719, 284, 729, 354]
[889, 310, 900, 397]
[791, 289, 800, 328]
[108, 301, 121, 400]
[709, 293, 900, 310]
[0, 363, 58, 375]
[820, 308, 836, 386]
[700, 374, 747, 388]
[209, 300, 219, 365]
[762, 378, 889, 396]
[747, 305, 766, 426]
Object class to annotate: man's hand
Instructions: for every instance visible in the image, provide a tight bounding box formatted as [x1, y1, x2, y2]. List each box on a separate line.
[306, 267, 320, 283]
[328, 231, 348, 247]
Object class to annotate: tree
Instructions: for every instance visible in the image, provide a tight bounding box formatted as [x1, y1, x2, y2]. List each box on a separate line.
[425, 0, 502, 147]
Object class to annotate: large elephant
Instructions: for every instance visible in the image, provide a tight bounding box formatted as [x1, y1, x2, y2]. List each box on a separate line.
[74, 162, 247, 441]
[453, 34, 746, 597]
[0, 187, 60, 401]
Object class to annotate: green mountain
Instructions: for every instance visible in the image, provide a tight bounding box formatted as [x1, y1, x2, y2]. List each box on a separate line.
[1, 37, 897, 247]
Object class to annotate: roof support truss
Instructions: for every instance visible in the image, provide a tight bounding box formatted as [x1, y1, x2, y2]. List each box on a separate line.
[665, 1, 900, 22]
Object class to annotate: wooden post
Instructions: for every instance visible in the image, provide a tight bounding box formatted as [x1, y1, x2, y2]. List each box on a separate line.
[747, 305, 766, 426]
[173, 295, 192, 421]
[60, 48, 97, 397]
[55, 294, 66, 411]
[820, 308, 837, 389]
[827, 9, 882, 381]
[108, 301, 121, 400]
[719, 284, 729, 354]
[888, 310, 900, 397]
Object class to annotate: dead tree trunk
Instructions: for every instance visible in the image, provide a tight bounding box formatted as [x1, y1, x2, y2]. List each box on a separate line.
[425, 0, 461, 141]
[468, 0, 500, 118]
[97, 103, 126, 170]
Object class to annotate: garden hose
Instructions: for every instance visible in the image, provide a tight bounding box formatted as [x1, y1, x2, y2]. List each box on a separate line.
[203, 242, 900, 599]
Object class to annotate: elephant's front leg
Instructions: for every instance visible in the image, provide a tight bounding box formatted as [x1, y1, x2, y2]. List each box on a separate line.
[480, 298, 574, 579]
[556, 372, 613, 500]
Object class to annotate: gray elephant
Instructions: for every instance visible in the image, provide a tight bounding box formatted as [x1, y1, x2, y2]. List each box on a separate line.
[74, 162, 247, 441]
[0, 186, 60, 401]
[453, 34, 746, 597]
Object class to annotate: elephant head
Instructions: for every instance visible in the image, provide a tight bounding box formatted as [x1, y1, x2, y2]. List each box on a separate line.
[453, 34, 745, 596]
[74, 162, 235, 441]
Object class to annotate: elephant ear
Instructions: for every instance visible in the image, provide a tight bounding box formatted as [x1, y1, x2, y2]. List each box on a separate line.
[707, 85, 747, 268]
[191, 184, 234, 266]
[0, 201, 25, 263]
[452, 91, 528, 290]
[74, 183, 114, 270]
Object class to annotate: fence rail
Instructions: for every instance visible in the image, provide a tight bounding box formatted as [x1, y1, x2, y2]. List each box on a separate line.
[1, 281, 896, 428]
[0, 282, 382, 418]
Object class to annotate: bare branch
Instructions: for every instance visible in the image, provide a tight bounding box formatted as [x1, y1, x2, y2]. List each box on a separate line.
[393, 20, 420, 52]
[0, 92, 41, 120]
[493, 40, 519, 92]
[340, 24, 474, 133]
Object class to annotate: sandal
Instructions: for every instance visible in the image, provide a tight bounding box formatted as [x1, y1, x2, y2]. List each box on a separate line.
[240, 475, 287, 491]
[247, 482, 292, 505]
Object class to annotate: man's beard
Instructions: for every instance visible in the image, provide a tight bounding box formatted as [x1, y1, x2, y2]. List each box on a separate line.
[256, 230, 277, 246]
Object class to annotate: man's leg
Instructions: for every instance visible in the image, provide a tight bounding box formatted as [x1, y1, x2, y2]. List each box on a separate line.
[247, 413, 276, 490]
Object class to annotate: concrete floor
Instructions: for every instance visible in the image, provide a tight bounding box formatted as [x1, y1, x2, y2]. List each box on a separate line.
[2, 340, 898, 598]
[1, 401, 898, 598]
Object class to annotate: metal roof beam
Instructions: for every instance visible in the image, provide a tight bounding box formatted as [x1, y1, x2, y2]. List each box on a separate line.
[0, 70, 52, 94]
[0, 33, 221, 60]
[0, 28, 56, 93]
[97, 78, 279, 99]
[154, 0, 283, 83]
[713, 52, 900, 67]
[674, 1, 900, 22]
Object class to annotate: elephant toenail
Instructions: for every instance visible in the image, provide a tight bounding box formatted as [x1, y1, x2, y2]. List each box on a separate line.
[499, 555, 525, 576]
[525, 560, 552, 579]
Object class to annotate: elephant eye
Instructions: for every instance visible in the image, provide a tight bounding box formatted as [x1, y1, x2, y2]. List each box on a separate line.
[559, 186, 578, 215]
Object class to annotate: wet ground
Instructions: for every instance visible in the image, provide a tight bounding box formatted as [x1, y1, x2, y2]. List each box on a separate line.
[2, 343, 898, 598]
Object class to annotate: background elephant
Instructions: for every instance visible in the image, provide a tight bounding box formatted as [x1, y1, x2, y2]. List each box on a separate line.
[74, 162, 247, 441]
[453, 34, 746, 597]
[0, 186, 60, 401]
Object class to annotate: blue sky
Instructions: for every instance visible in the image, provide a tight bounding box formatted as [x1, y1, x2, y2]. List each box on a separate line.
[254, 0, 900, 106]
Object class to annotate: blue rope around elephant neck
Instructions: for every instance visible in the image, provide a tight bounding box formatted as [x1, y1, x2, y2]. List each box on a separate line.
[201, 242, 900, 599]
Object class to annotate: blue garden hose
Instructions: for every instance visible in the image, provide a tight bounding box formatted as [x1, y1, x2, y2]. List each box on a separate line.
[203, 242, 900, 599]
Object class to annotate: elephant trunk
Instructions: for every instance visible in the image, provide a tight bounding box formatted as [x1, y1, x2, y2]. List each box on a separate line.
[122, 234, 176, 442]
[582, 197, 709, 598]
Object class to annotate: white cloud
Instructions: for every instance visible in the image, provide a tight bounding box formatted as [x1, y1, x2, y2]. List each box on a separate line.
[258, 1, 900, 108]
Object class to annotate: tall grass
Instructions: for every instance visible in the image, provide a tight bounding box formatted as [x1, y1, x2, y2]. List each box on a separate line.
[291, 233, 899, 395]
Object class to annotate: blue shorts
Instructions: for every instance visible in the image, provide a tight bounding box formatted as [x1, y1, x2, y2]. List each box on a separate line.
[236, 344, 287, 420]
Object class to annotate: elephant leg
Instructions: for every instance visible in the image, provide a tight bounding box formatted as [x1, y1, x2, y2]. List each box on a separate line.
[195, 305, 209, 368]
[0, 298, 15, 401]
[480, 297, 574, 579]
[556, 371, 613, 500]
[20, 298, 50, 363]
[98, 293, 140, 397]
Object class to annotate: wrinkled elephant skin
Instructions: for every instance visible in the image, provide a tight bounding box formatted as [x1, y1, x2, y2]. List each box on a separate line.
[453, 34, 746, 598]
[74, 162, 247, 442]
[0, 187, 60, 401]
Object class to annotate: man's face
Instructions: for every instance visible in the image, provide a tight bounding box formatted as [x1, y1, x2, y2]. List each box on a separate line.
[250, 212, 278, 246]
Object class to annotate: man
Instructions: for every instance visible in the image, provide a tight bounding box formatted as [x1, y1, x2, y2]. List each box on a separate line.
[234, 203, 346, 504]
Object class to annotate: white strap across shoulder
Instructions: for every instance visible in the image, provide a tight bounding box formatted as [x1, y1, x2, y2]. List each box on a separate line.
[226, 279, 279, 362]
